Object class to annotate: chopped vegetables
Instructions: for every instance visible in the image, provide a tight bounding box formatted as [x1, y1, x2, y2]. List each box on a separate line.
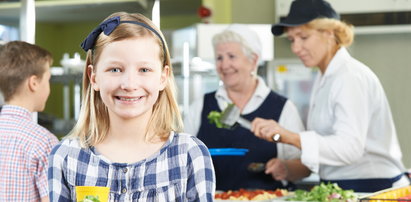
[287, 183, 357, 202]
[208, 110, 232, 129]
[207, 103, 235, 129]
[215, 188, 287, 200]
[79, 195, 101, 202]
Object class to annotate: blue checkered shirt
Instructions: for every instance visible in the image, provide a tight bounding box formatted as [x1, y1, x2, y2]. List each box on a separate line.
[48, 132, 215, 201]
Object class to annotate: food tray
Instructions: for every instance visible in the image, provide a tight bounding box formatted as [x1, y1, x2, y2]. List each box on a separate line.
[209, 148, 249, 156]
[359, 186, 411, 202]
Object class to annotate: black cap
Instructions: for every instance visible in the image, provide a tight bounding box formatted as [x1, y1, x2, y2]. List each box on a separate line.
[271, 0, 340, 36]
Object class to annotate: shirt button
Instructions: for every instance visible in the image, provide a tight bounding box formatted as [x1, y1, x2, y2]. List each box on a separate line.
[123, 168, 128, 173]
[122, 188, 127, 193]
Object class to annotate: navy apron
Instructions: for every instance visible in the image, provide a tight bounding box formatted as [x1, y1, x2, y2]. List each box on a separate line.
[197, 91, 291, 191]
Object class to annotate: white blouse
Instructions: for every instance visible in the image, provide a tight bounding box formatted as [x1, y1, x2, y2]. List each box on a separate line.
[300, 47, 406, 181]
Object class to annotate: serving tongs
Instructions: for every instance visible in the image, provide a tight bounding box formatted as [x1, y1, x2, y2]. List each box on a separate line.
[220, 104, 251, 130]
[221, 104, 281, 142]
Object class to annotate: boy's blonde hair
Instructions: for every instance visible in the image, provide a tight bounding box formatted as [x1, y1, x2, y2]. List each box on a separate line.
[70, 12, 183, 147]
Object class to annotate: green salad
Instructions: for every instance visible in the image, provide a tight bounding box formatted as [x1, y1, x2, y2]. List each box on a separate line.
[79, 195, 101, 202]
[287, 183, 357, 202]
[207, 103, 236, 129]
[207, 110, 225, 128]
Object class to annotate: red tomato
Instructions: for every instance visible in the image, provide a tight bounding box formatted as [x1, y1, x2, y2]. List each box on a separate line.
[398, 194, 411, 202]
[274, 189, 284, 197]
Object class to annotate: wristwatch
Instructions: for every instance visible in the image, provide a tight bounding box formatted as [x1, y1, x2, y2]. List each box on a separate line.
[272, 133, 281, 142]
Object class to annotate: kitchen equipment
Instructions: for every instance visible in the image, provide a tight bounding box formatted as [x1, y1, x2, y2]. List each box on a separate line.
[220, 104, 281, 142]
[220, 104, 251, 130]
[247, 162, 266, 173]
[208, 148, 249, 156]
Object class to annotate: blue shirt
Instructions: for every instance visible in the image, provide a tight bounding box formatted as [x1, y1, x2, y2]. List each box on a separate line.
[48, 132, 215, 201]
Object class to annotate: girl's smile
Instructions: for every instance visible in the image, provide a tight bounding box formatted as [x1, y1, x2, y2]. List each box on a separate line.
[90, 37, 168, 120]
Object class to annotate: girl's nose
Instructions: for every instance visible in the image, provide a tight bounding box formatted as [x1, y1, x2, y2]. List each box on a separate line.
[120, 71, 138, 90]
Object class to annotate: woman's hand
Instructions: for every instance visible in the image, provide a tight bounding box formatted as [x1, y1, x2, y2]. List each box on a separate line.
[265, 158, 288, 181]
[251, 117, 282, 142]
[251, 117, 302, 149]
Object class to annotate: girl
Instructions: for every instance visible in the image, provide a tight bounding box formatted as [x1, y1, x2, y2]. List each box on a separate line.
[48, 12, 215, 201]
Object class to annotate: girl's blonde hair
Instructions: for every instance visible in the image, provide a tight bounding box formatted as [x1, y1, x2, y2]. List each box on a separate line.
[70, 12, 183, 147]
[305, 18, 354, 47]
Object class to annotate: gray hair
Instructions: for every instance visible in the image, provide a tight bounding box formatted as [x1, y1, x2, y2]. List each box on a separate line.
[212, 30, 256, 63]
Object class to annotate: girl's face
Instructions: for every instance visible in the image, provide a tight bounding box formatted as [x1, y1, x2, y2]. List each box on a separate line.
[90, 37, 168, 120]
[215, 42, 257, 90]
[286, 25, 334, 72]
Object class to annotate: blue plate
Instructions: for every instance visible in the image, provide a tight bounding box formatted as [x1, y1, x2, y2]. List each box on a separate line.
[209, 148, 249, 156]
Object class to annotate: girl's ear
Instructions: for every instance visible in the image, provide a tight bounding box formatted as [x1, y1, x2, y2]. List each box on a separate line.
[159, 65, 169, 91]
[88, 65, 99, 91]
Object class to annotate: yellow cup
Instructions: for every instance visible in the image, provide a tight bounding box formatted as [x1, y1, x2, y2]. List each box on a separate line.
[75, 186, 110, 202]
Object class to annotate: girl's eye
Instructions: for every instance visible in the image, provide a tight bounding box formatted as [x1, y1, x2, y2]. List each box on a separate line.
[109, 68, 121, 73]
[139, 68, 150, 73]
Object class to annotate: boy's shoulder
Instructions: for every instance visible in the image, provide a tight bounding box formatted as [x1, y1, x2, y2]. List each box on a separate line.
[1, 105, 58, 144]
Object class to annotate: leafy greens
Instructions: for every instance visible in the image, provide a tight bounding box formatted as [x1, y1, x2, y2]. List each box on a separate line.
[287, 183, 357, 202]
[207, 111, 225, 128]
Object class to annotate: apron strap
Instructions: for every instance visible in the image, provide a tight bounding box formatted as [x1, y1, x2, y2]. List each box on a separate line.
[321, 173, 405, 192]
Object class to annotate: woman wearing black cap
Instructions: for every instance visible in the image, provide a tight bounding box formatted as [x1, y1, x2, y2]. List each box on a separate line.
[251, 0, 410, 192]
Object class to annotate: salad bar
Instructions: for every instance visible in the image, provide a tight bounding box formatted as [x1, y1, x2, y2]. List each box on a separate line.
[214, 183, 358, 202]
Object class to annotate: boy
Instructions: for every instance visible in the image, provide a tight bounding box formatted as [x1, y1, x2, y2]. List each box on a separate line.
[0, 41, 59, 202]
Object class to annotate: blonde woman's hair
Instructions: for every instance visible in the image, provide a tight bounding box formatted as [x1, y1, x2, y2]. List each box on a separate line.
[70, 12, 183, 147]
[306, 18, 354, 47]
